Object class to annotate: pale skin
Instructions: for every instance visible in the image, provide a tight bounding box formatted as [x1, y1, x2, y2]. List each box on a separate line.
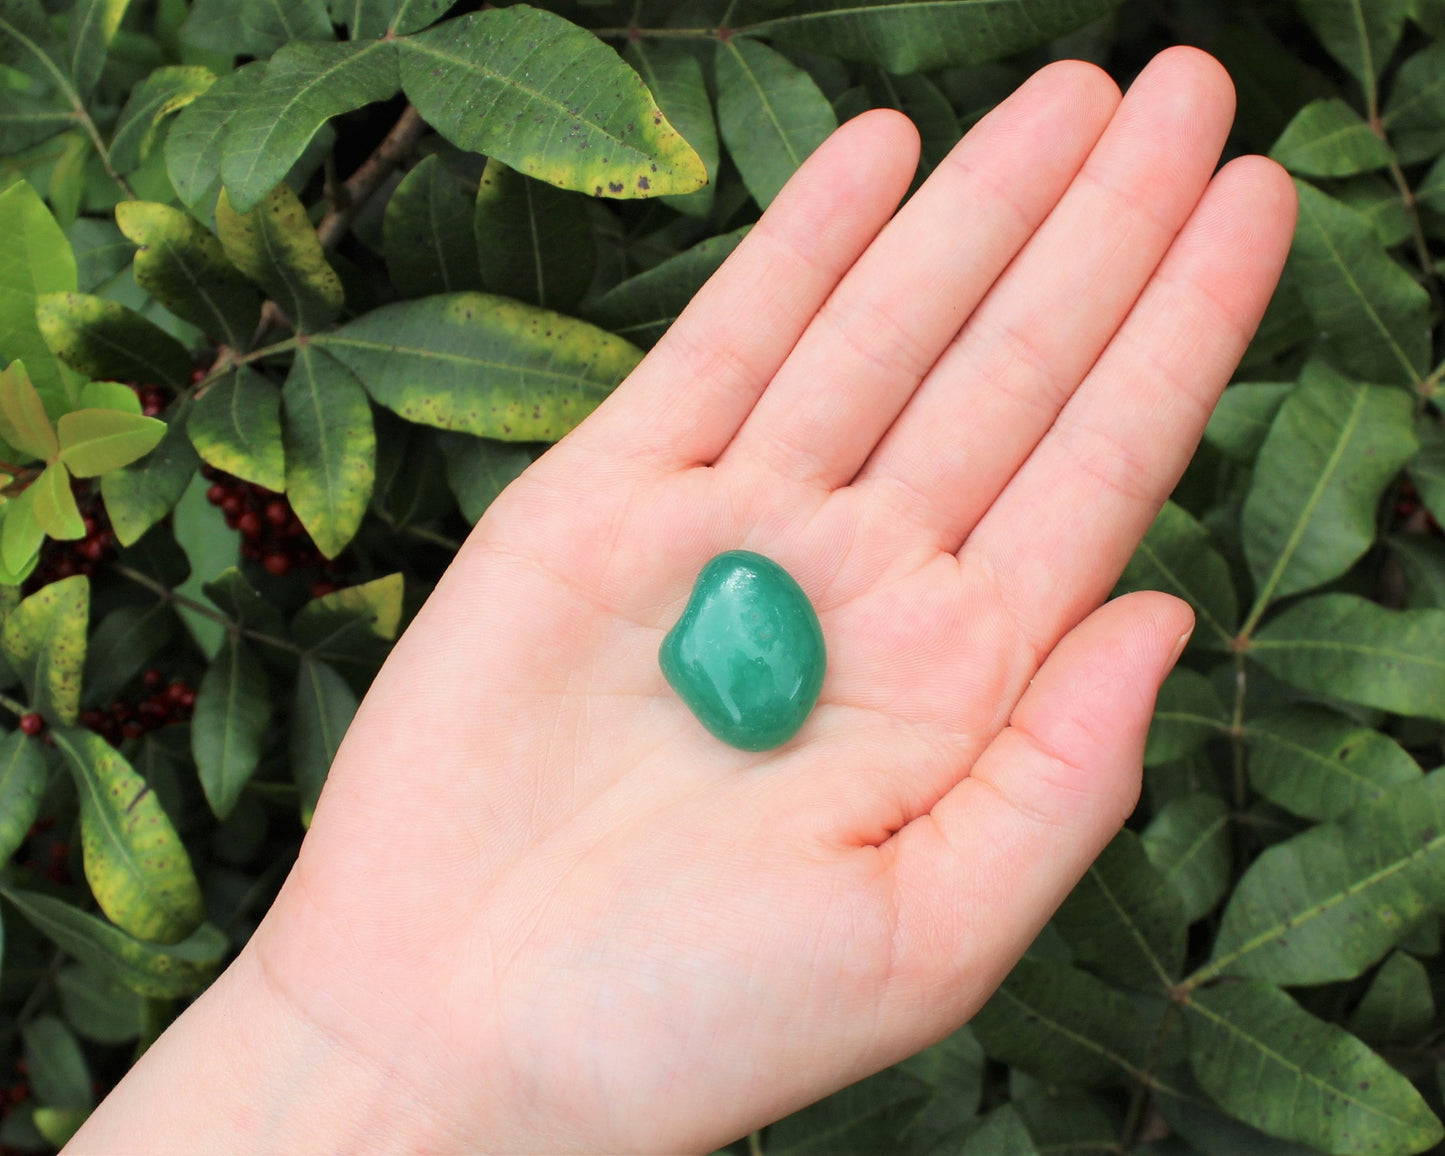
[67, 47, 1297, 1155]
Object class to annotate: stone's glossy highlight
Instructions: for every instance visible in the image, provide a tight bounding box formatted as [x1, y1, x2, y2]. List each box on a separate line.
[659, 550, 826, 751]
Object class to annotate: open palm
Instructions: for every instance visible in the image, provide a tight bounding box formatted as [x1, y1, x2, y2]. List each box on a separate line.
[72, 47, 1297, 1156]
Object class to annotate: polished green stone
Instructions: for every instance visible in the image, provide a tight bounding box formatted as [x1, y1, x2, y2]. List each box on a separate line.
[659, 550, 826, 751]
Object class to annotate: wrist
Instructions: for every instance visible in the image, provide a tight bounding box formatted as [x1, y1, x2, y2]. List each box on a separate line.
[63, 945, 461, 1155]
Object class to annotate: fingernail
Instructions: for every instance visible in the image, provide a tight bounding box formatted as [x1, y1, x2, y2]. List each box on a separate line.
[1167, 627, 1193, 667]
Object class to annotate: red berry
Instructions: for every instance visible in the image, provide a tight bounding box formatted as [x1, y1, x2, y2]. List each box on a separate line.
[191, 367, 207, 384]
[224, 512, 241, 530]
[79, 561, 97, 578]
[221, 494, 244, 517]
[111, 702, 133, 722]
[200, 464, 219, 480]
[206, 483, 227, 506]
[263, 552, 292, 576]
[18, 714, 42, 736]
[143, 669, 164, 689]
[311, 581, 339, 599]
[166, 682, 190, 704]
[81, 538, 107, 563]
[49, 841, 67, 863]
[53, 556, 77, 578]
[80, 709, 105, 729]
[179, 688, 196, 709]
[8, 1084, 28, 1103]
[82, 516, 98, 536]
[237, 511, 262, 539]
[142, 403, 162, 417]
[264, 500, 290, 527]
[121, 720, 143, 740]
[241, 541, 262, 561]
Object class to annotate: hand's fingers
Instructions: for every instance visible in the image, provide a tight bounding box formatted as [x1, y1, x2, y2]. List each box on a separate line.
[571, 111, 920, 472]
[717, 60, 1120, 488]
[963, 156, 1297, 656]
[876, 591, 1192, 1027]
[855, 47, 1235, 550]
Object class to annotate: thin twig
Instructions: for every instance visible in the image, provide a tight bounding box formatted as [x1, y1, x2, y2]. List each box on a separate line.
[111, 564, 304, 657]
[316, 104, 427, 250]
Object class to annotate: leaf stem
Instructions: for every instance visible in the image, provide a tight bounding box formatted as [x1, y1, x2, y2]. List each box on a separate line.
[1121, 1002, 1180, 1149]
[111, 564, 304, 657]
[316, 104, 426, 251]
[748, 1130, 764, 1156]
[0, 690, 31, 718]
[1229, 651, 1248, 813]
[590, 26, 719, 39]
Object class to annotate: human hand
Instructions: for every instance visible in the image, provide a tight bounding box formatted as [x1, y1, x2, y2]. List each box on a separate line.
[68, 45, 1296, 1156]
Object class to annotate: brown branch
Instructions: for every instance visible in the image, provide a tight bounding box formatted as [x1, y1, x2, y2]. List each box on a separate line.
[315, 104, 426, 251]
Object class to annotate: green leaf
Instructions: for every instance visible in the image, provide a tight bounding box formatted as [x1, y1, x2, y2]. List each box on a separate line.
[0, 90, 76, 153]
[1154, 1068, 1330, 1156]
[895, 1027, 984, 1153]
[1408, 415, 1445, 525]
[100, 400, 200, 547]
[0, 487, 42, 578]
[58, 408, 167, 477]
[1296, 0, 1409, 95]
[56, 962, 144, 1043]
[1142, 792, 1231, 924]
[1245, 706, 1422, 822]
[36, 291, 192, 390]
[191, 637, 271, 821]
[53, 726, 204, 944]
[0, 358, 56, 460]
[283, 344, 375, 559]
[625, 39, 718, 218]
[438, 433, 529, 524]
[291, 571, 402, 670]
[0, 181, 77, 407]
[1335, 174, 1415, 247]
[1269, 98, 1394, 176]
[765, 1069, 931, 1155]
[382, 153, 484, 299]
[115, 201, 262, 352]
[291, 657, 357, 827]
[1250, 594, 1445, 720]
[187, 367, 284, 491]
[1381, 40, 1445, 163]
[584, 226, 749, 349]
[216, 184, 343, 333]
[1349, 951, 1434, 1045]
[0, 729, 45, 862]
[1391, 534, 1445, 610]
[68, 218, 133, 295]
[78, 380, 141, 414]
[221, 40, 398, 215]
[0, 0, 66, 90]
[961, 1105, 1036, 1156]
[315, 292, 642, 441]
[1116, 500, 1239, 650]
[164, 63, 264, 213]
[734, 0, 1127, 73]
[1184, 978, 1441, 1155]
[1241, 363, 1417, 612]
[1053, 829, 1186, 991]
[1203, 382, 1294, 464]
[330, 0, 449, 38]
[1, 574, 86, 724]
[67, 0, 130, 100]
[0, 886, 226, 998]
[1289, 179, 1430, 386]
[202, 567, 287, 638]
[31, 461, 83, 539]
[109, 65, 215, 174]
[715, 37, 837, 209]
[473, 159, 595, 313]
[45, 130, 87, 230]
[22, 1016, 90, 1110]
[397, 7, 707, 199]
[180, 0, 333, 58]
[32, 1107, 86, 1147]
[1146, 667, 1227, 766]
[81, 602, 176, 709]
[169, 470, 235, 656]
[969, 957, 1153, 1086]
[1204, 769, 1445, 986]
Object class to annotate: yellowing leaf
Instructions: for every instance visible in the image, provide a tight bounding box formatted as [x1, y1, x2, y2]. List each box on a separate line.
[1, 574, 87, 724]
[30, 461, 83, 539]
[0, 359, 57, 461]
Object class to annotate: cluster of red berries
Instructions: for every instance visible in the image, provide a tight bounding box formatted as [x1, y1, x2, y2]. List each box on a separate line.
[1, 1058, 29, 1121]
[128, 379, 174, 418]
[78, 669, 196, 746]
[14, 815, 69, 886]
[1393, 478, 1442, 534]
[25, 483, 116, 591]
[201, 466, 346, 594]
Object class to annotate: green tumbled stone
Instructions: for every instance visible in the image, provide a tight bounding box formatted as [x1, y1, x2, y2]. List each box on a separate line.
[659, 550, 826, 751]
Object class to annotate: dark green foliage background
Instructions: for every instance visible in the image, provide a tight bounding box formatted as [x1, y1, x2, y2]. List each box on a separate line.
[0, 0, 1443, 1152]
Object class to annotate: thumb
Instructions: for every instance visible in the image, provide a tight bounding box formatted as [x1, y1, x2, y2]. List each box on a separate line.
[884, 590, 1193, 1025]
